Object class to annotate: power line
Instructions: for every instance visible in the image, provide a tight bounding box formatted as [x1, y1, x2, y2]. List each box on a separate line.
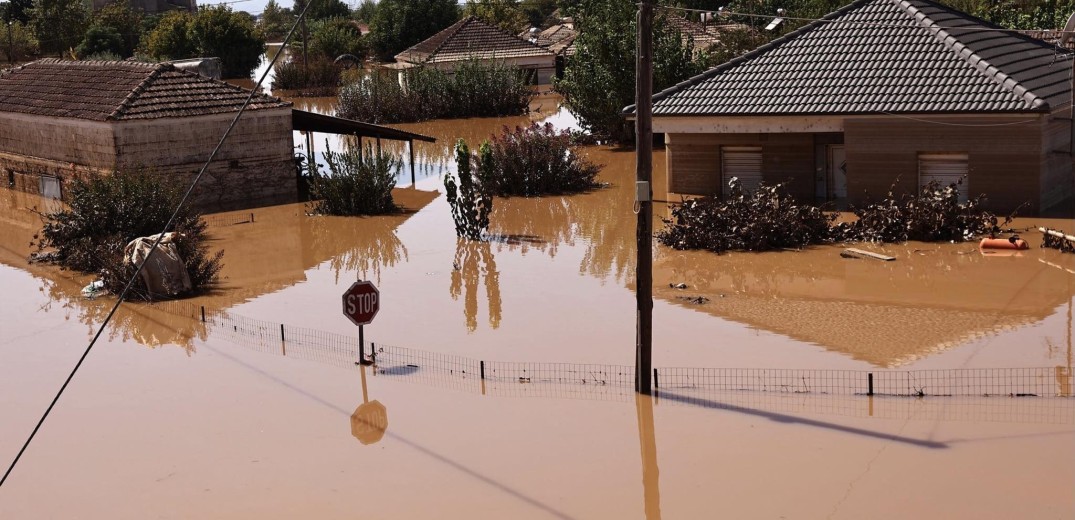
[0, 0, 318, 492]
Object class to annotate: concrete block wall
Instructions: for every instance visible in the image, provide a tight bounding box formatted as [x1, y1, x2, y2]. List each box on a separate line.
[0, 113, 116, 169]
[664, 132, 815, 199]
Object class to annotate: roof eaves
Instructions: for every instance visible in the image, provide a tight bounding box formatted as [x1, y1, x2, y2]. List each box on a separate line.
[397, 17, 472, 64]
[623, 0, 875, 115]
[901, 0, 1049, 111]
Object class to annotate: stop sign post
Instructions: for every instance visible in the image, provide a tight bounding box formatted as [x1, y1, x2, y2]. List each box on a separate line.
[343, 280, 380, 364]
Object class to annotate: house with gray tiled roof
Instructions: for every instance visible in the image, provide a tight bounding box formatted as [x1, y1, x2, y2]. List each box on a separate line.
[395, 16, 557, 85]
[630, 0, 1075, 215]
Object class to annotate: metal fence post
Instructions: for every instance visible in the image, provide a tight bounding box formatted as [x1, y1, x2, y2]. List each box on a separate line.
[868, 373, 874, 396]
[280, 323, 285, 342]
[200, 306, 205, 323]
[653, 368, 659, 389]
[480, 360, 486, 380]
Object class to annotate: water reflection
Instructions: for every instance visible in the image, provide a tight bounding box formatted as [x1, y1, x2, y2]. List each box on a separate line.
[351, 364, 388, 445]
[636, 394, 662, 520]
[450, 239, 502, 331]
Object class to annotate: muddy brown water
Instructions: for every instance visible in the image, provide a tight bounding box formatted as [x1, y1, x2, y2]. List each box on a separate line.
[1, 96, 1073, 517]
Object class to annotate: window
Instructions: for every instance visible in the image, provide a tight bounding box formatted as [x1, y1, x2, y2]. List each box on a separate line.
[39, 176, 61, 200]
[919, 153, 969, 203]
[721, 146, 762, 197]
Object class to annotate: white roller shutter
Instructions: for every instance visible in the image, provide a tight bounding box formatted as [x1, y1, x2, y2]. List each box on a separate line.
[919, 153, 969, 203]
[721, 146, 763, 197]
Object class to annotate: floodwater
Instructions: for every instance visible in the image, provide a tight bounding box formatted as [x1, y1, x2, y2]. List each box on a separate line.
[1, 88, 1073, 517]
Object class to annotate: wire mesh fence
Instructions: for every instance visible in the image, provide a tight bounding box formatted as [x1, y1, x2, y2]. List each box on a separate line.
[127, 301, 1075, 409]
[202, 212, 257, 227]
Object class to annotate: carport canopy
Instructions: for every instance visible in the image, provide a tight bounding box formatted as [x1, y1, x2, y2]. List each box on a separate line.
[291, 109, 436, 143]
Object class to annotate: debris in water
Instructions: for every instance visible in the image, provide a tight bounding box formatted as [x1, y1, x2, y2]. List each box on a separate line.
[518, 377, 531, 383]
[669, 282, 688, 289]
[841, 248, 895, 261]
[676, 296, 710, 305]
[1040, 227, 1075, 253]
[80, 280, 106, 299]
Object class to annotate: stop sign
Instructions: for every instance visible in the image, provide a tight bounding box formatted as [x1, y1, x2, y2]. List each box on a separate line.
[342, 280, 380, 326]
[350, 400, 388, 445]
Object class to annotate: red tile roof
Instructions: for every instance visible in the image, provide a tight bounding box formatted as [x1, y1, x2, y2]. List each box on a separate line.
[396, 16, 554, 65]
[0, 59, 290, 122]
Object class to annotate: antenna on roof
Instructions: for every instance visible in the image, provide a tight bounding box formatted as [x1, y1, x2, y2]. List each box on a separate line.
[765, 8, 786, 31]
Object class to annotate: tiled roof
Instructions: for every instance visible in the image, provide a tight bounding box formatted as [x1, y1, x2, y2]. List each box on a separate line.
[0, 59, 290, 121]
[396, 16, 554, 64]
[664, 14, 722, 50]
[519, 24, 579, 56]
[634, 0, 1075, 117]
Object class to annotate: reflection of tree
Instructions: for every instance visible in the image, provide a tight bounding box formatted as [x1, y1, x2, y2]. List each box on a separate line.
[450, 239, 502, 331]
[302, 213, 410, 285]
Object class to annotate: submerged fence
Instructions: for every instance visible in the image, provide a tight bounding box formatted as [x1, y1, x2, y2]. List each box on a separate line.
[131, 300, 1075, 401]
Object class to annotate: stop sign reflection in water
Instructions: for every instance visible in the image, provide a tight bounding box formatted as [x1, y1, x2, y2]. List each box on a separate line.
[342, 281, 380, 326]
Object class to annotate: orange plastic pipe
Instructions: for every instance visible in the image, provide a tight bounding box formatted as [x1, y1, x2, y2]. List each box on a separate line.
[979, 237, 1029, 250]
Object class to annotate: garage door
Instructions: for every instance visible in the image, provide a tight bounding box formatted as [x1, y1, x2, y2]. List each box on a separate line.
[722, 146, 762, 197]
[919, 153, 969, 202]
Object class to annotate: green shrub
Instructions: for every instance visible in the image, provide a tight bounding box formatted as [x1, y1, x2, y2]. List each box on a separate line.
[271, 56, 343, 94]
[657, 178, 836, 253]
[32, 169, 222, 299]
[485, 122, 602, 196]
[76, 25, 125, 58]
[337, 59, 533, 124]
[446, 140, 495, 240]
[308, 142, 400, 216]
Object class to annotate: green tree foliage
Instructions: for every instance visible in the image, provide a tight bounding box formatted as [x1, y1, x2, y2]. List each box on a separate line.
[190, 5, 265, 78]
[463, 0, 529, 34]
[28, 0, 89, 56]
[519, 0, 558, 28]
[484, 123, 602, 196]
[368, 0, 460, 59]
[305, 16, 366, 60]
[0, 0, 33, 24]
[259, 0, 295, 41]
[145, 6, 265, 79]
[33, 169, 222, 299]
[143, 11, 197, 60]
[308, 143, 400, 216]
[294, 0, 352, 21]
[354, 0, 378, 22]
[0, 21, 39, 62]
[77, 25, 124, 58]
[92, 1, 142, 57]
[557, 0, 707, 141]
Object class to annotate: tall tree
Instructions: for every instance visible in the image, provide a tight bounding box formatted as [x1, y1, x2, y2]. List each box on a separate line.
[143, 11, 197, 60]
[189, 5, 265, 78]
[28, 0, 89, 56]
[91, 1, 142, 57]
[368, 0, 460, 59]
[556, 0, 706, 141]
[1, 0, 34, 24]
[259, 0, 295, 41]
[294, 0, 352, 21]
[463, 0, 529, 34]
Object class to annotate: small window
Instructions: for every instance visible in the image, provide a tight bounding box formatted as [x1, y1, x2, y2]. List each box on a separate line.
[39, 176, 61, 200]
[919, 153, 969, 202]
[721, 146, 763, 197]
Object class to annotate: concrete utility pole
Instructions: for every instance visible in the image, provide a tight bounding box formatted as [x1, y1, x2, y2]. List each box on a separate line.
[635, 0, 654, 395]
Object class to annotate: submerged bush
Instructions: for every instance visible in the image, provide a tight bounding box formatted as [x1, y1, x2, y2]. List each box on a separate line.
[337, 59, 534, 124]
[33, 169, 222, 299]
[485, 123, 602, 197]
[657, 178, 836, 253]
[836, 179, 997, 243]
[658, 177, 1002, 254]
[271, 57, 344, 94]
[446, 140, 495, 240]
[308, 142, 400, 216]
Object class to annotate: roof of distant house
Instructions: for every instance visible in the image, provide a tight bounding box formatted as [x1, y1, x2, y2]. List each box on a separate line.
[396, 16, 554, 65]
[520, 24, 579, 56]
[0, 59, 290, 122]
[664, 14, 723, 50]
[626, 0, 1075, 117]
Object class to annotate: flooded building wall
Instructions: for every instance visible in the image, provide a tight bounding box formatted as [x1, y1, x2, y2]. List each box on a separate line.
[1041, 110, 1075, 216]
[114, 108, 297, 210]
[844, 115, 1044, 214]
[0, 112, 115, 196]
[664, 115, 1052, 214]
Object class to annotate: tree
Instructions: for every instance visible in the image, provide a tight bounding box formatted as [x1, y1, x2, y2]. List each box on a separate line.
[28, 0, 89, 56]
[368, 0, 460, 59]
[305, 17, 366, 60]
[0, 21, 38, 62]
[77, 25, 124, 59]
[519, 0, 558, 28]
[189, 5, 265, 78]
[463, 0, 529, 34]
[259, 0, 294, 41]
[143, 11, 197, 61]
[0, 0, 33, 24]
[294, 0, 352, 21]
[556, 1, 706, 141]
[354, 0, 377, 22]
[92, 1, 142, 57]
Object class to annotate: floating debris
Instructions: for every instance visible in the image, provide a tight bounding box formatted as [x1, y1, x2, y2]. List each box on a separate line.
[80, 280, 106, 299]
[669, 282, 688, 289]
[676, 295, 710, 305]
[841, 248, 895, 261]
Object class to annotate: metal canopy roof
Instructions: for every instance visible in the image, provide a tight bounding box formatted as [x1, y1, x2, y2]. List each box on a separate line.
[291, 109, 437, 143]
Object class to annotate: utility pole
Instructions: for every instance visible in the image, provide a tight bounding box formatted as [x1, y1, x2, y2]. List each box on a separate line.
[635, 0, 654, 395]
[301, 10, 309, 89]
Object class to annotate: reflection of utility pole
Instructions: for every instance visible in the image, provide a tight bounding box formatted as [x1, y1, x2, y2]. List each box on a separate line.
[636, 394, 662, 520]
[634, 0, 655, 395]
